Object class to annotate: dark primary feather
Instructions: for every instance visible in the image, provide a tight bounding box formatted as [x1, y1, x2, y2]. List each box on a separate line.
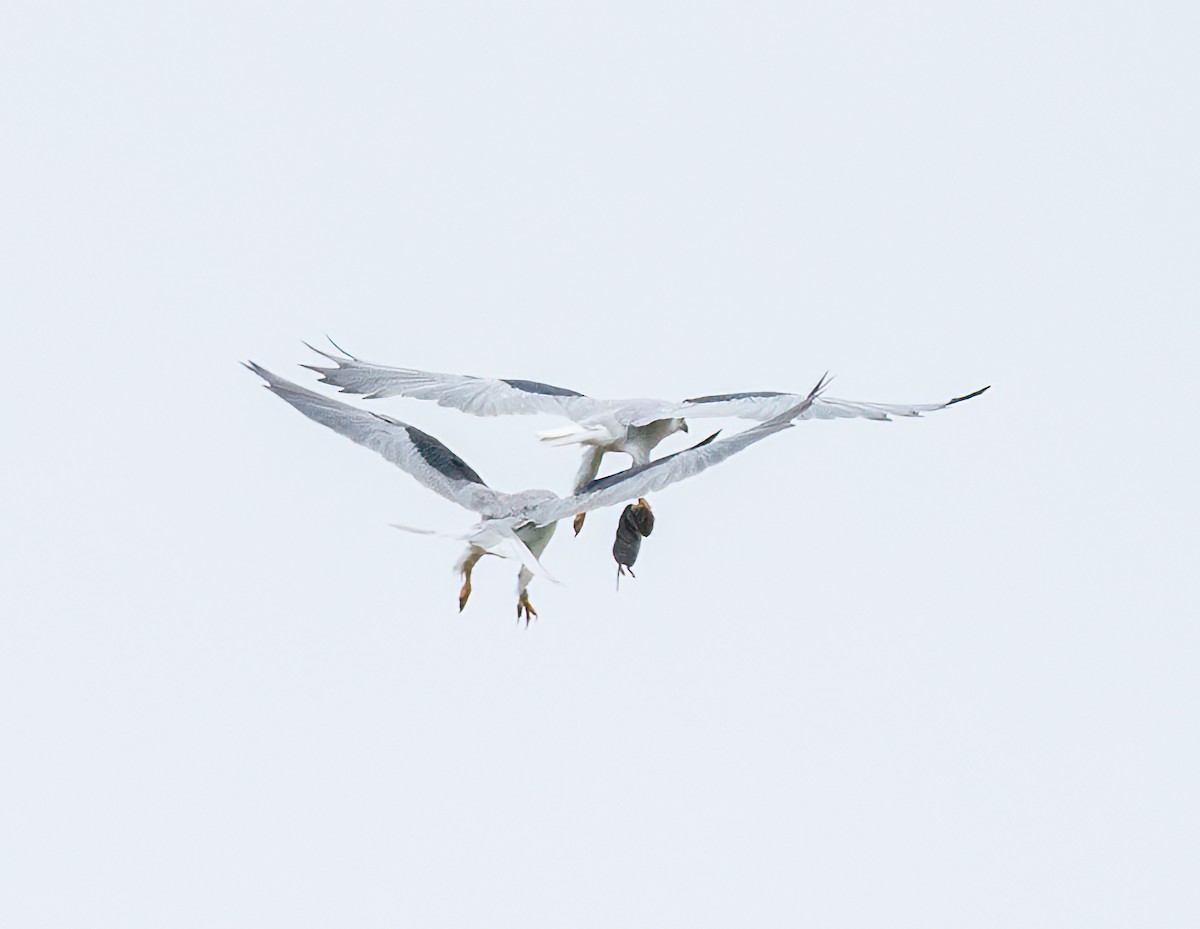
[581, 431, 722, 494]
[683, 390, 788, 403]
[244, 362, 508, 517]
[946, 385, 991, 406]
[397, 421, 488, 486]
[499, 378, 585, 398]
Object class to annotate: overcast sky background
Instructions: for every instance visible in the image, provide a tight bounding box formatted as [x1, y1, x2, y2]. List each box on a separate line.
[3, 1, 1197, 926]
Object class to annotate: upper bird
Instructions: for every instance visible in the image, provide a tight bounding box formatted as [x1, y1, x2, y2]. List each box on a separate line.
[303, 340, 989, 531]
[246, 362, 826, 622]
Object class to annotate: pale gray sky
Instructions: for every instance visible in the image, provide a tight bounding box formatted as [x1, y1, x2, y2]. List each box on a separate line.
[3, 1, 1197, 926]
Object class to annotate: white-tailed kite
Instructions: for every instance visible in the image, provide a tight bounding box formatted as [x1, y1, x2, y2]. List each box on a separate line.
[246, 363, 826, 622]
[302, 341, 989, 533]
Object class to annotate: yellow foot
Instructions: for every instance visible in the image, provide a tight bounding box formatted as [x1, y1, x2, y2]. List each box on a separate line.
[516, 593, 539, 626]
[573, 512, 587, 535]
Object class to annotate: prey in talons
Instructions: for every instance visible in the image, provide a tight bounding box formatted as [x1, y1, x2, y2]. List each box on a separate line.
[613, 497, 655, 589]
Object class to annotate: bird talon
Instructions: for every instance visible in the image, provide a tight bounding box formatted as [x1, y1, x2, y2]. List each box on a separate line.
[517, 593, 539, 625]
[573, 512, 586, 535]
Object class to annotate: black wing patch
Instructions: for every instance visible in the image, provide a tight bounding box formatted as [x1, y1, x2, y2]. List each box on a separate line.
[400, 423, 488, 485]
[581, 431, 722, 494]
[500, 378, 585, 398]
[945, 385, 991, 406]
[683, 390, 788, 404]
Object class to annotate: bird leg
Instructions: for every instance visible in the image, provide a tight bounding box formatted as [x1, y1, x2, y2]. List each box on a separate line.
[458, 548, 486, 612]
[517, 590, 538, 625]
[571, 447, 605, 536]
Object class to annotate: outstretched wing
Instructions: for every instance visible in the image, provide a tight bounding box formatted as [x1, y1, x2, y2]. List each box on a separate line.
[678, 385, 990, 422]
[302, 341, 613, 421]
[519, 376, 828, 527]
[246, 362, 516, 518]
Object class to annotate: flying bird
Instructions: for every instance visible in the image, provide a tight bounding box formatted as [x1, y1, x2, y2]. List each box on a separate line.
[302, 340, 989, 533]
[246, 363, 826, 622]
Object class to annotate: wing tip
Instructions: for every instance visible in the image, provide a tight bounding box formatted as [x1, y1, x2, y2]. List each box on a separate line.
[947, 385, 991, 406]
[243, 359, 270, 381]
[767, 371, 832, 426]
[324, 334, 360, 360]
[301, 340, 334, 361]
[301, 336, 359, 364]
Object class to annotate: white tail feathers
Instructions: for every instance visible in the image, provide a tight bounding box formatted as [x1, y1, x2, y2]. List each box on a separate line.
[393, 522, 561, 584]
[537, 422, 608, 447]
[493, 536, 560, 584]
[390, 522, 456, 537]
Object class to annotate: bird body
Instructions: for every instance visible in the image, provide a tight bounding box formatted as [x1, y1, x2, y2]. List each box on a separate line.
[537, 411, 686, 458]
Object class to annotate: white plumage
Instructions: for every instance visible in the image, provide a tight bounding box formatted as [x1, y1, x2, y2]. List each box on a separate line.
[247, 362, 824, 621]
[304, 341, 989, 501]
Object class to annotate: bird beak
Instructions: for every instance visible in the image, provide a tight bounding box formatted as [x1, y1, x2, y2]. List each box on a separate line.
[679, 419, 689, 433]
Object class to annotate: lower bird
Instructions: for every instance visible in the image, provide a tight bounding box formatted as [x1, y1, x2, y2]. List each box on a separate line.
[246, 363, 825, 621]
